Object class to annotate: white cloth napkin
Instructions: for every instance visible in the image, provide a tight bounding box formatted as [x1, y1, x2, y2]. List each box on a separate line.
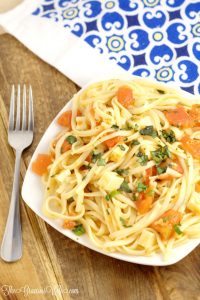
[0, 0, 199, 93]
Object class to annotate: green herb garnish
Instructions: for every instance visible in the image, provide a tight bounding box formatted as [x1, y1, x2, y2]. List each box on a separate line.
[120, 217, 131, 228]
[115, 169, 129, 176]
[162, 217, 169, 223]
[131, 140, 140, 146]
[105, 190, 120, 201]
[118, 144, 126, 151]
[91, 152, 102, 163]
[72, 224, 85, 236]
[162, 130, 176, 144]
[111, 124, 119, 130]
[139, 126, 158, 138]
[110, 190, 120, 198]
[97, 158, 106, 166]
[137, 151, 148, 166]
[105, 195, 110, 201]
[66, 135, 77, 144]
[134, 124, 139, 131]
[151, 145, 170, 165]
[173, 224, 183, 235]
[156, 166, 167, 175]
[119, 180, 132, 193]
[84, 164, 92, 170]
[157, 89, 165, 94]
[124, 123, 133, 130]
[137, 182, 147, 193]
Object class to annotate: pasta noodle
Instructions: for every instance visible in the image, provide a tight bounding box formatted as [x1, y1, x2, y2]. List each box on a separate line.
[32, 79, 200, 259]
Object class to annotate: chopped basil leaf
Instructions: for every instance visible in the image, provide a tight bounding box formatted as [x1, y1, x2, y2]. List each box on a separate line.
[173, 224, 183, 235]
[110, 190, 120, 198]
[162, 217, 169, 223]
[151, 145, 170, 165]
[66, 135, 77, 144]
[72, 224, 85, 236]
[131, 140, 140, 146]
[120, 217, 126, 226]
[157, 89, 165, 94]
[156, 166, 167, 175]
[97, 158, 106, 166]
[118, 144, 126, 151]
[84, 164, 92, 170]
[132, 194, 138, 201]
[124, 123, 133, 130]
[119, 180, 132, 193]
[139, 126, 158, 138]
[134, 124, 139, 131]
[120, 217, 131, 228]
[111, 124, 119, 130]
[50, 173, 58, 178]
[137, 182, 147, 193]
[162, 130, 176, 144]
[137, 151, 148, 166]
[91, 152, 102, 163]
[82, 175, 86, 181]
[115, 168, 129, 176]
[105, 195, 110, 201]
[105, 190, 120, 201]
[106, 209, 110, 215]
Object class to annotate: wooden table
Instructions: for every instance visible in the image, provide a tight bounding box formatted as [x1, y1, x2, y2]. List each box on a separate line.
[0, 32, 200, 300]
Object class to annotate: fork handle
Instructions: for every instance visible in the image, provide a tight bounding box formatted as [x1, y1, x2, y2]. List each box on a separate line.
[1, 150, 22, 262]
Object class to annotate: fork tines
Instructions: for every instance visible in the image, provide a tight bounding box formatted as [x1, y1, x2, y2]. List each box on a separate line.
[9, 85, 34, 132]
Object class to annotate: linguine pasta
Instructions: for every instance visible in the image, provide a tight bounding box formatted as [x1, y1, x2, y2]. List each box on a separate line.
[32, 79, 200, 260]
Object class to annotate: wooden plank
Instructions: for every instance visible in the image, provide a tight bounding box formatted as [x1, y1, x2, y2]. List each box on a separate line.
[1, 32, 199, 300]
[0, 97, 63, 300]
[0, 0, 22, 14]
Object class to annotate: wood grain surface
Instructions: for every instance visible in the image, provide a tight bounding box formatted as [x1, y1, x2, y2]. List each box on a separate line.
[0, 33, 200, 300]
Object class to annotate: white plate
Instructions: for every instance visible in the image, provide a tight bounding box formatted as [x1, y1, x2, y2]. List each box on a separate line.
[22, 74, 200, 266]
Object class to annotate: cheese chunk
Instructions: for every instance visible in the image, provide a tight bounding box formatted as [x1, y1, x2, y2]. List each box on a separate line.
[55, 169, 71, 183]
[97, 171, 124, 192]
[138, 229, 156, 249]
[138, 116, 154, 128]
[109, 144, 129, 162]
[76, 116, 88, 130]
[187, 193, 200, 214]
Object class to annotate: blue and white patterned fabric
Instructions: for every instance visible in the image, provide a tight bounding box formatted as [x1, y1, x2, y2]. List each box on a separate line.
[31, 0, 200, 94]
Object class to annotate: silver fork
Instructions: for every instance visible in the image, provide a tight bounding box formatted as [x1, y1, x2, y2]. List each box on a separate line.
[1, 85, 34, 262]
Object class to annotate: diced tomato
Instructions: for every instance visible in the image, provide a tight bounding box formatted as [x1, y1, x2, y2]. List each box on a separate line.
[151, 209, 182, 240]
[145, 166, 157, 185]
[180, 135, 200, 159]
[62, 220, 76, 229]
[57, 110, 72, 129]
[32, 154, 52, 176]
[86, 154, 92, 162]
[117, 86, 134, 108]
[195, 181, 200, 193]
[164, 106, 193, 128]
[135, 188, 154, 214]
[171, 158, 184, 174]
[61, 140, 71, 153]
[90, 106, 95, 117]
[189, 104, 200, 126]
[103, 136, 124, 148]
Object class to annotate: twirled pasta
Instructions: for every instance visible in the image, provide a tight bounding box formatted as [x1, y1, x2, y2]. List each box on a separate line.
[32, 79, 200, 260]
